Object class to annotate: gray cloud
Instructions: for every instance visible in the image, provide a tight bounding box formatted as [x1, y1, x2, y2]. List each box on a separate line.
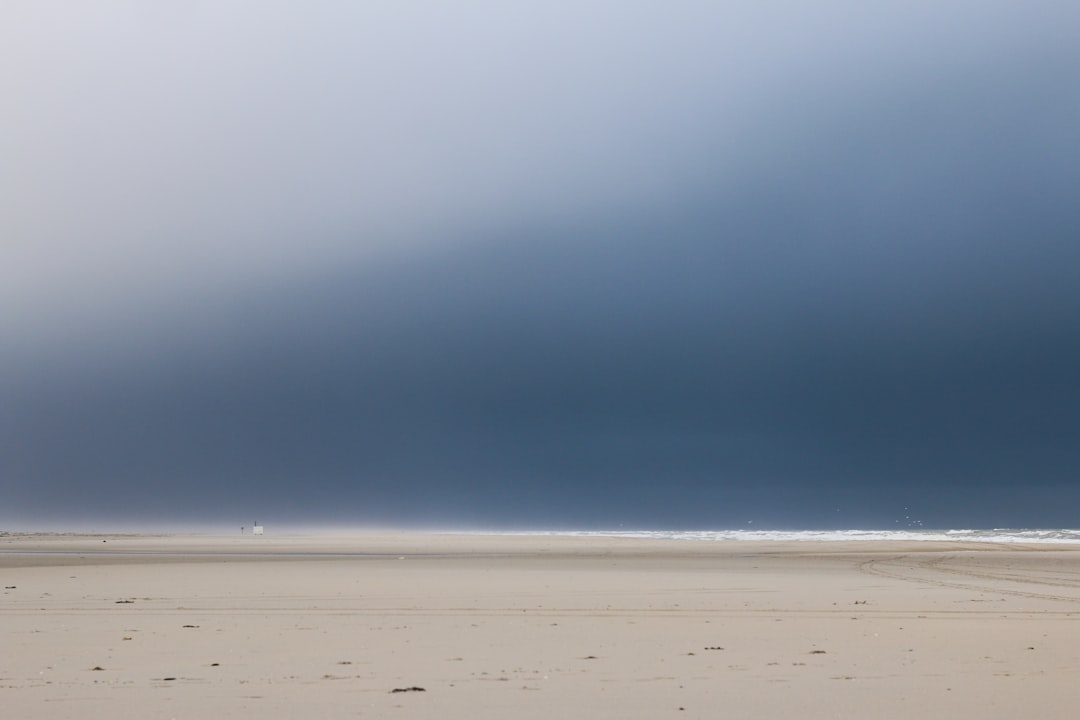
[3, 2, 1079, 528]
[6, 2, 1074, 332]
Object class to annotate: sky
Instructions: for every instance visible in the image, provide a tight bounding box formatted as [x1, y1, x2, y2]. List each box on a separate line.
[3, 1, 1080, 531]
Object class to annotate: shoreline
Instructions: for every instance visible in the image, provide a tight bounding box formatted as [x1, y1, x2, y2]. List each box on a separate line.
[6, 530, 1079, 559]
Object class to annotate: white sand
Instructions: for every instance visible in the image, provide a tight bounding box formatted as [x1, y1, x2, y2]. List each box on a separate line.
[4, 533, 1080, 718]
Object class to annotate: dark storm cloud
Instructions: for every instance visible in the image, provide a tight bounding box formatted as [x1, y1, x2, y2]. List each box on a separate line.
[5, 1, 1074, 339]
[3, 2, 1080, 528]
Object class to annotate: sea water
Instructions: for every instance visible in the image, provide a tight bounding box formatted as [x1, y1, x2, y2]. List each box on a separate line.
[513, 528, 1080, 544]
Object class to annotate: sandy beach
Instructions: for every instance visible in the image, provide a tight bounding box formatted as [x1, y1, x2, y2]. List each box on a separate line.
[4, 533, 1080, 719]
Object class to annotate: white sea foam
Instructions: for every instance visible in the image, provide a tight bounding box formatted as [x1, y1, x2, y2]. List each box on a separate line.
[510, 528, 1080, 544]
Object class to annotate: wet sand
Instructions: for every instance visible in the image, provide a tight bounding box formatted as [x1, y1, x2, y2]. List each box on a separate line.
[4, 533, 1080, 718]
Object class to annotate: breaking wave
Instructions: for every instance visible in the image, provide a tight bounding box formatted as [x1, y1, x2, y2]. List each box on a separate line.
[515, 528, 1080, 544]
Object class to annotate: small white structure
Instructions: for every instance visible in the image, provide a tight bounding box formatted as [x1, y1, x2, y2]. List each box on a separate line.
[252, 524, 264, 536]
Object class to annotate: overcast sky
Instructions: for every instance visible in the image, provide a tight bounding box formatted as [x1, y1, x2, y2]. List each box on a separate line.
[3, 2, 1079, 530]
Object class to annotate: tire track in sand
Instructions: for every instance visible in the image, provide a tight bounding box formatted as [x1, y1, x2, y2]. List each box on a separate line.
[858, 554, 1080, 605]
